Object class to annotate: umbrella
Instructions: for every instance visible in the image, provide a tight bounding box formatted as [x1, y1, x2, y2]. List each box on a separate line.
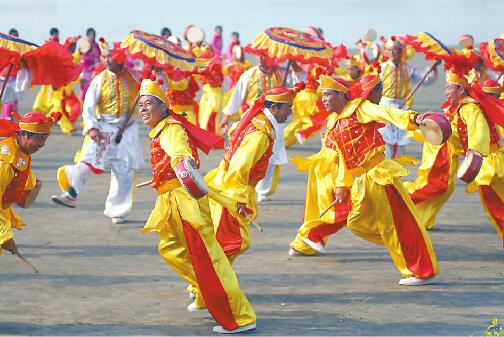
[246, 27, 333, 85]
[0, 32, 80, 101]
[120, 30, 196, 72]
[403, 32, 451, 61]
[480, 38, 504, 73]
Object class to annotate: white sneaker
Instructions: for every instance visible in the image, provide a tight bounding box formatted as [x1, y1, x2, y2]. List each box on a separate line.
[288, 248, 305, 256]
[213, 322, 256, 334]
[187, 300, 206, 312]
[295, 132, 305, 145]
[257, 194, 271, 203]
[111, 217, 125, 224]
[51, 193, 76, 208]
[399, 276, 436, 286]
[189, 291, 196, 300]
[301, 237, 327, 254]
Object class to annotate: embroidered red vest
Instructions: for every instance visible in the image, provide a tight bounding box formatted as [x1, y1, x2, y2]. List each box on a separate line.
[224, 116, 274, 184]
[454, 103, 500, 153]
[327, 106, 385, 170]
[150, 126, 200, 188]
[2, 162, 30, 208]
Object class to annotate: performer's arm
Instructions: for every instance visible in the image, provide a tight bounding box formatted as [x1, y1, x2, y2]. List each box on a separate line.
[357, 100, 418, 131]
[81, 74, 102, 135]
[408, 63, 437, 86]
[222, 131, 271, 204]
[459, 104, 491, 156]
[159, 123, 194, 167]
[222, 69, 250, 116]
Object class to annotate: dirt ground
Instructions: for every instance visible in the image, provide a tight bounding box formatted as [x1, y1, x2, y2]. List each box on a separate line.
[0, 67, 503, 336]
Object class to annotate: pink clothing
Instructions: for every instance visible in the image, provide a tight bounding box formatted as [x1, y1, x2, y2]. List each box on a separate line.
[211, 34, 223, 57]
[79, 41, 101, 101]
[2, 100, 18, 119]
[225, 40, 239, 64]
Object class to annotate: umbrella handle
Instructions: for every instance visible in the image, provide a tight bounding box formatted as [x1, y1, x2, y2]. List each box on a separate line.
[115, 94, 140, 144]
[282, 60, 292, 87]
[13, 250, 39, 274]
[400, 60, 440, 109]
[0, 63, 14, 102]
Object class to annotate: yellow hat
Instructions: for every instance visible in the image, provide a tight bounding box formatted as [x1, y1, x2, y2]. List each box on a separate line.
[446, 72, 469, 89]
[264, 87, 297, 103]
[319, 75, 349, 93]
[139, 79, 170, 106]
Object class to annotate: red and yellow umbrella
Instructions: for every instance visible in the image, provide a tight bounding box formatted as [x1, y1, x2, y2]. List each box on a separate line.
[121, 30, 196, 72]
[480, 38, 504, 73]
[245, 27, 333, 66]
[403, 32, 451, 61]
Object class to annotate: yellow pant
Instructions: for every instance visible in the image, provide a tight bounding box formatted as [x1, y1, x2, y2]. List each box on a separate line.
[198, 84, 222, 135]
[479, 177, 504, 247]
[151, 191, 255, 329]
[348, 171, 438, 279]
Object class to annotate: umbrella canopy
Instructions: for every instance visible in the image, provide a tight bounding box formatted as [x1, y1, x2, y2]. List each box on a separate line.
[480, 38, 504, 73]
[121, 30, 196, 72]
[0, 32, 80, 87]
[245, 27, 333, 66]
[403, 32, 451, 61]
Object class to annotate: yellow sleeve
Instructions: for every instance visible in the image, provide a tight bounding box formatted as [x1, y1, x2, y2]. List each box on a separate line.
[334, 148, 354, 188]
[159, 123, 194, 167]
[222, 131, 271, 204]
[459, 104, 490, 156]
[0, 162, 14, 245]
[356, 100, 418, 131]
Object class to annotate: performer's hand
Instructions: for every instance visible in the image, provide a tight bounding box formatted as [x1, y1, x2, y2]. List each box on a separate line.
[237, 203, 248, 216]
[335, 187, 349, 203]
[88, 128, 102, 143]
[220, 116, 230, 135]
[414, 113, 428, 126]
[1, 238, 17, 254]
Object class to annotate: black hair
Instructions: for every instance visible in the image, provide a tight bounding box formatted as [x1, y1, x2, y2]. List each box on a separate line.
[231, 31, 239, 37]
[161, 27, 171, 36]
[50, 27, 59, 35]
[215, 25, 223, 30]
[264, 100, 285, 109]
[8, 28, 18, 36]
[86, 28, 96, 36]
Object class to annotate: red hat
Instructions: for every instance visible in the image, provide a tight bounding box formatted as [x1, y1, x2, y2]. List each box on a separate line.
[0, 111, 62, 137]
[360, 75, 381, 100]
[482, 79, 504, 94]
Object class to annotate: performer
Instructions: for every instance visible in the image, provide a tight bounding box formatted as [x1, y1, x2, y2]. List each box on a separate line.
[221, 56, 284, 202]
[221, 45, 252, 120]
[211, 25, 223, 57]
[407, 72, 504, 245]
[206, 86, 299, 263]
[225, 31, 241, 64]
[317, 74, 438, 285]
[51, 45, 144, 224]
[138, 79, 256, 334]
[194, 47, 224, 134]
[289, 74, 382, 256]
[78, 28, 101, 101]
[0, 63, 32, 120]
[0, 111, 60, 255]
[379, 38, 437, 158]
[165, 68, 200, 125]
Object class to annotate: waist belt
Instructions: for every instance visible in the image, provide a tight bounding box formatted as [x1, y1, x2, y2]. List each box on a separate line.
[156, 178, 181, 195]
[350, 153, 386, 176]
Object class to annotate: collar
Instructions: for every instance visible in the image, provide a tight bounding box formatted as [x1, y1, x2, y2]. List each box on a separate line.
[334, 98, 363, 120]
[148, 115, 181, 138]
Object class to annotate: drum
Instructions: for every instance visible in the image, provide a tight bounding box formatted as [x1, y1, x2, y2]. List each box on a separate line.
[184, 25, 205, 45]
[457, 150, 483, 183]
[419, 113, 452, 146]
[364, 28, 377, 42]
[174, 157, 208, 199]
[18, 180, 41, 209]
[77, 38, 91, 54]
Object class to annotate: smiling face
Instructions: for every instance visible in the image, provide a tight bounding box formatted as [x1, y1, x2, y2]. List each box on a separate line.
[321, 89, 347, 113]
[138, 95, 166, 129]
[16, 131, 49, 154]
[445, 82, 467, 105]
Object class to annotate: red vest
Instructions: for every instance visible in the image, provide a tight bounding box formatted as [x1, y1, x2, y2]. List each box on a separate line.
[454, 104, 500, 153]
[150, 125, 200, 188]
[224, 115, 274, 185]
[2, 162, 30, 208]
[327, 104, 385, 170]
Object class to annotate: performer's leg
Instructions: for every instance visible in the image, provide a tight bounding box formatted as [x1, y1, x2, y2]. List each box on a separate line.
[57, 161, 92, 195]
[104, 159, 134, 219]
[348, 175, 438, 279]
[479, 177, 504, 247]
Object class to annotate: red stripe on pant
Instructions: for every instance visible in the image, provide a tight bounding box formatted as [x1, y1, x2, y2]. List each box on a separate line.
[181, 219, 239, 330]
[410, 144, 450, 204]
[385, 185, 436, 279]
[307, 199, 350, 244]
[208, 111, 218, 135]
[215, 207, 242, 257]
[479, 185, 504, 248]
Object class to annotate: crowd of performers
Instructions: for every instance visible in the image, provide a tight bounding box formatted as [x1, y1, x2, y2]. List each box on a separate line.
[1, 25, 504, 334]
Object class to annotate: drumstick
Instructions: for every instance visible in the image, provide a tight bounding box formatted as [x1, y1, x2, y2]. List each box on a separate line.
[115, 94, 140, 144]
[400, 60, 440, 109]
[136, 180, 153, 188]
[13, 250, 39, 274]
[239, 210, 263, 232]
[320, 199, 338, 218]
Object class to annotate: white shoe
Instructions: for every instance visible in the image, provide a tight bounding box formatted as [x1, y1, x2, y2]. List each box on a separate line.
[288, 248, 306, 256]
[51, 193, 76, 208]
[295, 132, 305, 145]
[257, 194, 271, 203]
[399, 276, 436, 286]
[187, 301, 206, 312]
[111, 217, 125, 224]
[189, 291, 196, 300]
[213, 322, 256, 334]
[301, 237, 327, 254]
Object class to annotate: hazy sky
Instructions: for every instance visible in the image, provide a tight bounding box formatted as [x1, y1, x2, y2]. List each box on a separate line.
[1, 0, 502, 47]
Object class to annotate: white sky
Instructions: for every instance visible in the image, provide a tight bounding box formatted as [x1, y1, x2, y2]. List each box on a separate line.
[1, 0, 502, 47]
